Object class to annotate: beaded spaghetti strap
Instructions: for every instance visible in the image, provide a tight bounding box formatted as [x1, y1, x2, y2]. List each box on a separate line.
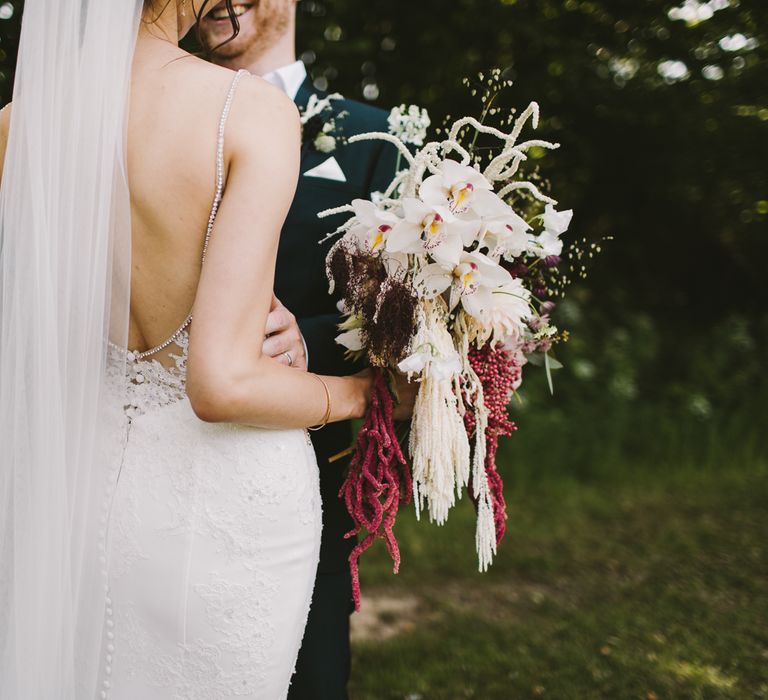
[127, 69, 248, 361]
[202, 68, 248, 264]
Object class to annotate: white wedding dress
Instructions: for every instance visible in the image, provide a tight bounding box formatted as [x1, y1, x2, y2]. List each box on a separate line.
[99, 70, 322, 700]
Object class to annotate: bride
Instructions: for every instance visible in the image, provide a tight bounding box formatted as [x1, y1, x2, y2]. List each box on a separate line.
[0, 1, 397, 698]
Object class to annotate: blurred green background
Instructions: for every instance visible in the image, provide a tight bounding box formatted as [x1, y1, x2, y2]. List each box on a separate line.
[2, 1, 766, 697]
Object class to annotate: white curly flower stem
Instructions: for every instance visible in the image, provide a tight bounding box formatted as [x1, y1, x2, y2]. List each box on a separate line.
[497, 180, 557, 204]
[447, 116, 520, 146]
[484, 148, 528, 181]
[317, 204, 356, 220]
[380, 170, 410, 201]
[415, 142, 444, 177]
[508, 102, 540, 144]
[439, 138, 472, 165]
[491, 154, 526, 181]
[316, 212, 356, 244]
[347, 132, 416, 166]
[513, 138, 560, 152]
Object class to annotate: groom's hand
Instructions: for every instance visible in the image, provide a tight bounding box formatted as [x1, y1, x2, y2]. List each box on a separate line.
[263, 295, 308, 370]
[392, 373, 418, 421]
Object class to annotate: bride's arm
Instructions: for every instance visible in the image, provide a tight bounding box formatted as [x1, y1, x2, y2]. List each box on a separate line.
[0, 103, 12, 182]
[186, 78, 372, 429]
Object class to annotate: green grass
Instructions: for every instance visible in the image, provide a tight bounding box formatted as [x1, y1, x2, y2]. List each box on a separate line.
[349, 456, 768, 699]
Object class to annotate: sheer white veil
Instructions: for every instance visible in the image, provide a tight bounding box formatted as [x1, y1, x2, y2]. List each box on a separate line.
[0, 0, 143, 697]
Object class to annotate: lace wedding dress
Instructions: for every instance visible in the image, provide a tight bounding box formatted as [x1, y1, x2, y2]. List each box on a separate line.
[100, 70, 322, 700]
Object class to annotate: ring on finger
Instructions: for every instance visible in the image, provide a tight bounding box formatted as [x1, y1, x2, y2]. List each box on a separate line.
[283, 351, 293, 367]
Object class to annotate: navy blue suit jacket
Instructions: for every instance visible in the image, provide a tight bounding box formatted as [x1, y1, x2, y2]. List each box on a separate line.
[274, 77, 397, 573]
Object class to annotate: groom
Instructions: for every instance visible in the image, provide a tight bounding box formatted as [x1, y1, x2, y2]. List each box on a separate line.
[201, 3, 397, 698]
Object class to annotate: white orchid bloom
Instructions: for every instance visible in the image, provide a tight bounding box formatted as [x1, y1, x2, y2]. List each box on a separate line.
[542, 204, 573, 236]
[415, 251, 514, 320]
[398, 346, 462, 381]
[487, 279, 532, 342]
[420, 159, 493, 215]
[477, 209, 531, 261]
[527, 229, 564, 258]
[526, 205, 573, 259]
[386, 197, 478, 267]
[465, 187, 513, 220]
[536, 230, 564, 257]
[348, 199, 400, 254]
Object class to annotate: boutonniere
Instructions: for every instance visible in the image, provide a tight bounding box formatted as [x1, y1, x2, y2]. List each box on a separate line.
[299, 93, 349, 154]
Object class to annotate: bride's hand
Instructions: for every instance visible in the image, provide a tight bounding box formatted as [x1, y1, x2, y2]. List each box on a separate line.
[263, 295, 307, 370]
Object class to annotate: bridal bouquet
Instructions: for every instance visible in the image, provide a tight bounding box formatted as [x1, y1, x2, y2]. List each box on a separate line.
[321, 72, 584, 608]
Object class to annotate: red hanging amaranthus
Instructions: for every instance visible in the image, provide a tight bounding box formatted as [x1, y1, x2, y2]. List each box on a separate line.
[340, 371, 411, 610]
[464, 342, 521, 545]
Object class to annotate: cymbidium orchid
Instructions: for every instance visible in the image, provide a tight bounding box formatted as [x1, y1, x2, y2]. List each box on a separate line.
[528, 204, 574, 258]
[477, 213, 531, 261]
[386, 197, 478, 267]
[531, 230, 564, 258]
[416, 251, 514, 320]
[348, 199, 400, 254]
[420, 159, 493, 215]
[542, 203, 573, 236]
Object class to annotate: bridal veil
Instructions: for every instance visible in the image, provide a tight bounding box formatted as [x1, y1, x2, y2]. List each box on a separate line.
[0, 1, 142, 697]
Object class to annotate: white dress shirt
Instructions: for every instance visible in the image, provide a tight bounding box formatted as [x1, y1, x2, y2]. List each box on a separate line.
[262, 60, 308, 101]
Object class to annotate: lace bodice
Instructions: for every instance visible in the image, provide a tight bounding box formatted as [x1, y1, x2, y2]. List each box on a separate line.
[120, 332, 189, 420]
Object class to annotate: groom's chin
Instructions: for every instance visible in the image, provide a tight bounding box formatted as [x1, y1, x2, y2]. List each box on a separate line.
[198, 3, 256, 55]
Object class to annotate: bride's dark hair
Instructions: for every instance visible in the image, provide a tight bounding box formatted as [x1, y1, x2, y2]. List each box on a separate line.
[143, 1, 241, 54]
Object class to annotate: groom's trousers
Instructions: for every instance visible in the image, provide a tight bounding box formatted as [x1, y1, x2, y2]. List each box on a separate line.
[287, 421, 356, 700]
[288, 571, 353, 700]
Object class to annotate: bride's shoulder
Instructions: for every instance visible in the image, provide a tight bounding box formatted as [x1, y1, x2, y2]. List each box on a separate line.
[227, 73, 300, 144]
[177, 58, 296, 111]
[175, 59, 299, 142]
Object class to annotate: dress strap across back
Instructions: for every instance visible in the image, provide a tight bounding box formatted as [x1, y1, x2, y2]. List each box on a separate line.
[129, 69, 249, 361]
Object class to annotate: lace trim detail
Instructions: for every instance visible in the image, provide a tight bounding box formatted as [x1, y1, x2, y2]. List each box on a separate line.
[108, 331, 189, 420]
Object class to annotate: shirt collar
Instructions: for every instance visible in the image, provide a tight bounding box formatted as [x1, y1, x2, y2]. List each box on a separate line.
[262, 60, 308, 102]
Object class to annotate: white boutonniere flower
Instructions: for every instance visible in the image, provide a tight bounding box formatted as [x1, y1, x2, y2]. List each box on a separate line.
[299, 92, 349, 154]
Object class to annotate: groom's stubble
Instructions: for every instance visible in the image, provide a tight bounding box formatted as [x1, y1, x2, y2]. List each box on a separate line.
[201, 0, 297, 73]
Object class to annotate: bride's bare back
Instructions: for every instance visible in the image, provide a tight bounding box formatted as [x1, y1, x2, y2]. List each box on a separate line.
[127, 36, 270, 357]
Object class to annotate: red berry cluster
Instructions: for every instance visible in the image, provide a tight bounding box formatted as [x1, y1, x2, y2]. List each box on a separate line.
[464, 342, 519, 545]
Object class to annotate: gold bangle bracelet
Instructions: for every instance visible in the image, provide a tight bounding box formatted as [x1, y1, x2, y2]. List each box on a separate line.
[308, 373, 331, 431]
